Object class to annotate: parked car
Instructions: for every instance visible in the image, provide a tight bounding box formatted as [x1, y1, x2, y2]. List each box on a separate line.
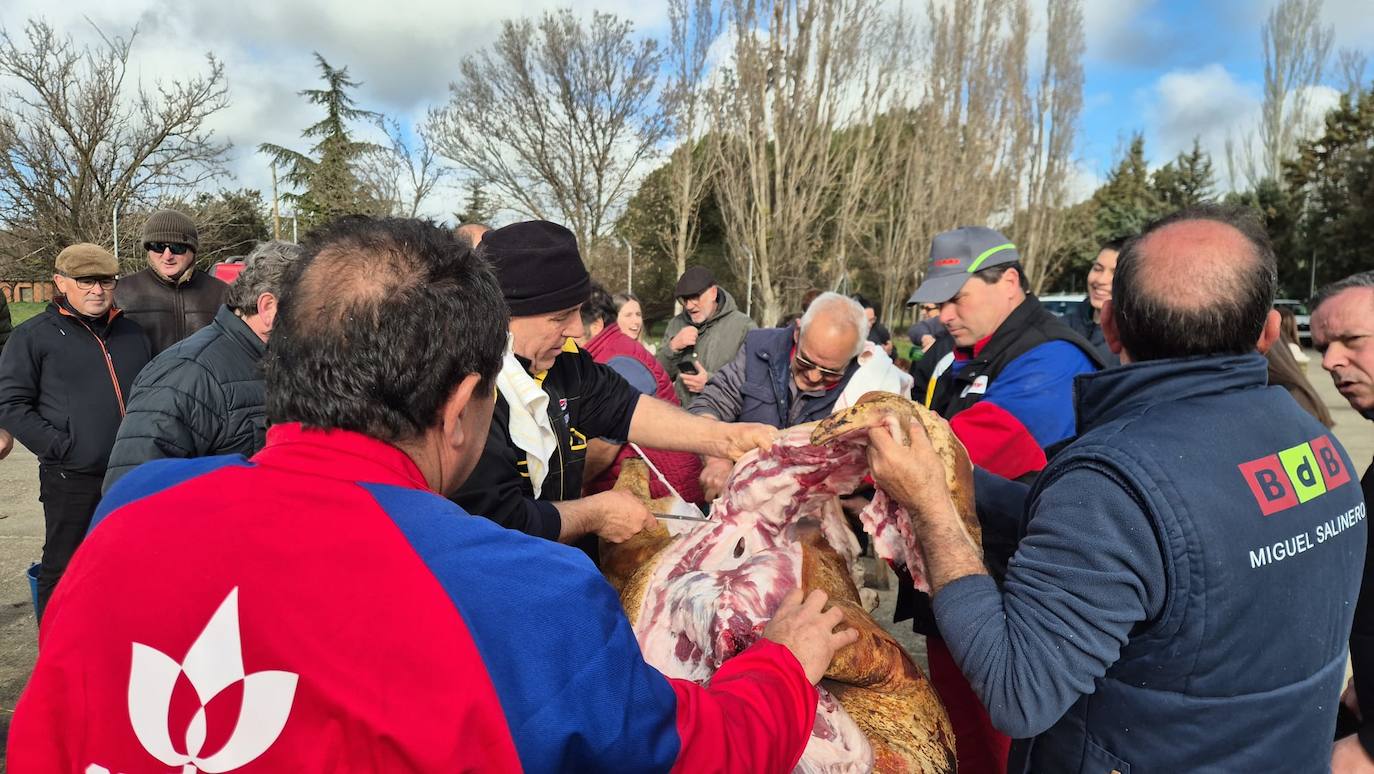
[1273, 299, 1311, 344]
[1039, 293, 1086, 319]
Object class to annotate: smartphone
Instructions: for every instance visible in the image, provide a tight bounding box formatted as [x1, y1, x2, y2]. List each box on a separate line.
[678, 360, 699, 375]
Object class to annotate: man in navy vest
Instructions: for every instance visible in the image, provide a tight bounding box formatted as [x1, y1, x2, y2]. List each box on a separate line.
[1312, 270, 1374, 773]
[869, 205, 1366, 772]
[688, 292, 867, 498]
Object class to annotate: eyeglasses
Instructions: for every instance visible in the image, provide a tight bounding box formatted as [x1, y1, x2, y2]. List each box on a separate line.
[145, 242, 192, 255]
[920, 305, 939, 314]
[71, 277, 117, 290]
[793, 349, 848, 381]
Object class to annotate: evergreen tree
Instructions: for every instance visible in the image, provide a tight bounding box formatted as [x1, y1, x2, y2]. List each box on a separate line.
[259, 54, 386, 231]
[1152, 138, 1217, 210]
[454, 183, 496, 225]
[1092, 135, 1163, 243]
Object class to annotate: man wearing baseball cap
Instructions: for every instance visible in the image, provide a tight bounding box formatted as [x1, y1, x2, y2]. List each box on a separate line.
[901, 226, 1102, 774]
[452, 221, 775, 556]
[118, 208, 228, 355]
[0, 243, 151, 618]
[657, 265, 756, 406]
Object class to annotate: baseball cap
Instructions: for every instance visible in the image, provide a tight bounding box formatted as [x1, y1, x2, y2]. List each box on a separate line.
[907, 227, 1020, 305]
[55, 243, 119, 278]
[674, 266, 716, 298]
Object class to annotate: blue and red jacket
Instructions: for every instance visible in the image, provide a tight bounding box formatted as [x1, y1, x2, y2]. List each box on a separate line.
[8, 424, 817, 773]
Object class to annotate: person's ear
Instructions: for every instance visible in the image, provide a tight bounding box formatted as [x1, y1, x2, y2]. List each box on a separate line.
[257, 292, 278, 331]
[440, 373, 485, 452]
[1256, 308, 1282, 355]
[1100, 299, 1129, 361]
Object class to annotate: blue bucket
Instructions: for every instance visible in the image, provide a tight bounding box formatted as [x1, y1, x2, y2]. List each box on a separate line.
[26, 562, 39, 619]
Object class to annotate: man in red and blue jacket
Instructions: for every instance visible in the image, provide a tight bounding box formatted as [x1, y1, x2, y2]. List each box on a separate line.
[7, 217, 856, 773]
[903, 226, 1102, 774]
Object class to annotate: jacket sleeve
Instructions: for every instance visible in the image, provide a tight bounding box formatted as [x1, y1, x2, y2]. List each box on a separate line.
[932, 464, 1167, 738]
[102, 360, 222, 493]
[451, 419, 562, 541]
[0, 326, 67, 459]
[576, 354, 639, 443]
[0, 295, 11, 353]
[688, 346, 748, 421]
[656, 318, 686, 379]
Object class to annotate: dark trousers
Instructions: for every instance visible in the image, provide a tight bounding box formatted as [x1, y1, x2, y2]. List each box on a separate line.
[36, 466, 104, 621]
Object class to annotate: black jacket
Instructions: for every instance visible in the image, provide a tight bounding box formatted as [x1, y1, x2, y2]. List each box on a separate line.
[103, 305, 267, 493]
[0, 292, 11, 353]
[1351, 459, 1374, 754]
[451, 344, 639, 542]
[1061, 298, 1121, 366]
[0, 300, 151, 474]
[117, 267, 228, 356]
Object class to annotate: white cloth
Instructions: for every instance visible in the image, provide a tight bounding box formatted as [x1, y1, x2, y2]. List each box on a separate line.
[1288, 341, 1310, 364]
[833, 342, 915, 412]
[495, 333, 558, 498]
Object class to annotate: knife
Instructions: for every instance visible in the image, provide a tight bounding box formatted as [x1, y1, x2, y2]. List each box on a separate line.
[651, 511, 713, 523]
[628, 442, 711, 521]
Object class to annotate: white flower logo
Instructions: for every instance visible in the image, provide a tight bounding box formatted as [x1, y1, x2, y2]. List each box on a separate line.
[127, 588, 298, 773]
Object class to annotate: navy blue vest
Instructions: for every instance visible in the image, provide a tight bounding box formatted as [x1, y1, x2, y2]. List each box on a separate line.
[1016, 354, 1366, 772]
[736, 325, 856, 428]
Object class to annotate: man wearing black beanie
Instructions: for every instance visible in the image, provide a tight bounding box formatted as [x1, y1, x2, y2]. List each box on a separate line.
[452, 220, 776, 548]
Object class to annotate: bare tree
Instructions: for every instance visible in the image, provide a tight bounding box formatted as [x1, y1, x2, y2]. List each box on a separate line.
[1009, 0, 1085, 292]
[429, 9, 666, 262]
[1336, 47, 1368, 98]
[357, 119, 450, 219]
[1230, 0, 1332, 188]
[655, 0, 721, 285]
[0, 20, 229, 273]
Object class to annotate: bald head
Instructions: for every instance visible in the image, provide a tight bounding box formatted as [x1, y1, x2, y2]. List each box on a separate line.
[799, 292, 868, 359]
[455, 223, 491, 250]
[1111, 205, 1277, 362]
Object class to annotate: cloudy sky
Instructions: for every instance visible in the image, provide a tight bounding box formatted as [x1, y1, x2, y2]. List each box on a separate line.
[3, 0, 1371, 219]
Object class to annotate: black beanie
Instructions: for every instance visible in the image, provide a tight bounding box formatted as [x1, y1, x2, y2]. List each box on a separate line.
[481, 220, 591, 316]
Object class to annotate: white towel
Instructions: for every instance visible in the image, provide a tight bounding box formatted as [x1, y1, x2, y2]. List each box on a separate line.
[495, 334, 558, 498]
[833, 341, 915, 413]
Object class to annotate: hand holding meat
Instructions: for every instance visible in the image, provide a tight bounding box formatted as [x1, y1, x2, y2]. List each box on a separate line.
[669, 325, 699, 352]
[699, 455, 733, 501]
[590, 490, 657, 543]
[762, 588, 860, 685]
[866, 418, 951, 516]
[718, 422, 777, 461]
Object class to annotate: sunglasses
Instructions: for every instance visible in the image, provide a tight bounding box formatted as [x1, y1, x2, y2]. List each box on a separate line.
[71, 276, 117, 290]
[145, 242, 192, 255]
[793, 350, 848, 381]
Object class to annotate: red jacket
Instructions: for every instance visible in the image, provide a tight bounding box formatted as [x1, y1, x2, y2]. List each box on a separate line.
[584, 325, 705, 503]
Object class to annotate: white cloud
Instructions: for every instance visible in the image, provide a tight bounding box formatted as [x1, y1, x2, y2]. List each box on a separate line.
[1149, 63, 1258, 161]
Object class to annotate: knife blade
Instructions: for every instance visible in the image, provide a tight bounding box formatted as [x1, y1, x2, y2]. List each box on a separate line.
[651, 511, 713, 523]
[629, 442, 711, 521]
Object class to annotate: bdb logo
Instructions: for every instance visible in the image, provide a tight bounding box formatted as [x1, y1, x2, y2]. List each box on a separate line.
[1238, 436, 1351, 516]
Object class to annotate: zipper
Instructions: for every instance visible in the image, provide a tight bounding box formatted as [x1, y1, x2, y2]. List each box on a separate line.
[59, 307, 127, 416]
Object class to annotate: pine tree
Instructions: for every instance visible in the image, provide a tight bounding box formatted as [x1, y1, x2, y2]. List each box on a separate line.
[1152, 138, 1217, 210]
[259, 54, 386, 230]
[1092, 135, 1163, 243]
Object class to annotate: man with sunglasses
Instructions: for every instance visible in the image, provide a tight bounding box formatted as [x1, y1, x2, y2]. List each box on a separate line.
[0, 244, 151, 618]
[117, 208, 228, 355]
[688, 292, 868, 498]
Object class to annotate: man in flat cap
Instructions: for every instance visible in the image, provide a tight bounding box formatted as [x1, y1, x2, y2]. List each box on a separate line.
[452, 221, 774, 553]
[901, 225, 1103, 774]
[0, 244, 151, 618]
[657, 265, 756, 407]
[118, 208, 228, 355]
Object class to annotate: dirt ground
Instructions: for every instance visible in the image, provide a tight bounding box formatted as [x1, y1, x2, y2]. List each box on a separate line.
[0, 351, 1369, 765]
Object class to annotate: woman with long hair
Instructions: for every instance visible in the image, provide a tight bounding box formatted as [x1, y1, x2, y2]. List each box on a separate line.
[613, 292, 651, 351]
[1267, 325, 1334, 427]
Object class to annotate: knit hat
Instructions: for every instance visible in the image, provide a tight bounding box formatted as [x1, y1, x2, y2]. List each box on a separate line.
[142, 209, 199, 251]
[481, 221, 591, 316]
[55, 243, 119, 278]
[907, 226, 1020, 304]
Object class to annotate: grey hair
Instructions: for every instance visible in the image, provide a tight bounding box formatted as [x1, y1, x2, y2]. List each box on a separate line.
[799, 291, 869, 359]
[1311, 270, 1374, 314]
[226, 240, 305, 315]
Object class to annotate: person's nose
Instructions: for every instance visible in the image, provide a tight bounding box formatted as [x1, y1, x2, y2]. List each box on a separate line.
[938, 303, 957, 325]
[1322, 343, 1349, 373]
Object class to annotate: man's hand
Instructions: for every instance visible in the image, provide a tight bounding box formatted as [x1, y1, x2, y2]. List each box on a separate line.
[1333, 734, 1374, 773]
[720, 422, 777, 461]
[763, 588, 859, 684]
[0, 429, 12, 461]
[866, 418, 949, 514]
[669, 325, 699, 353]
[681, 368, 710, 393]
[920, 334, 936, 352]
[590, 490, 657, 543]
[700, 456, 734, 501]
